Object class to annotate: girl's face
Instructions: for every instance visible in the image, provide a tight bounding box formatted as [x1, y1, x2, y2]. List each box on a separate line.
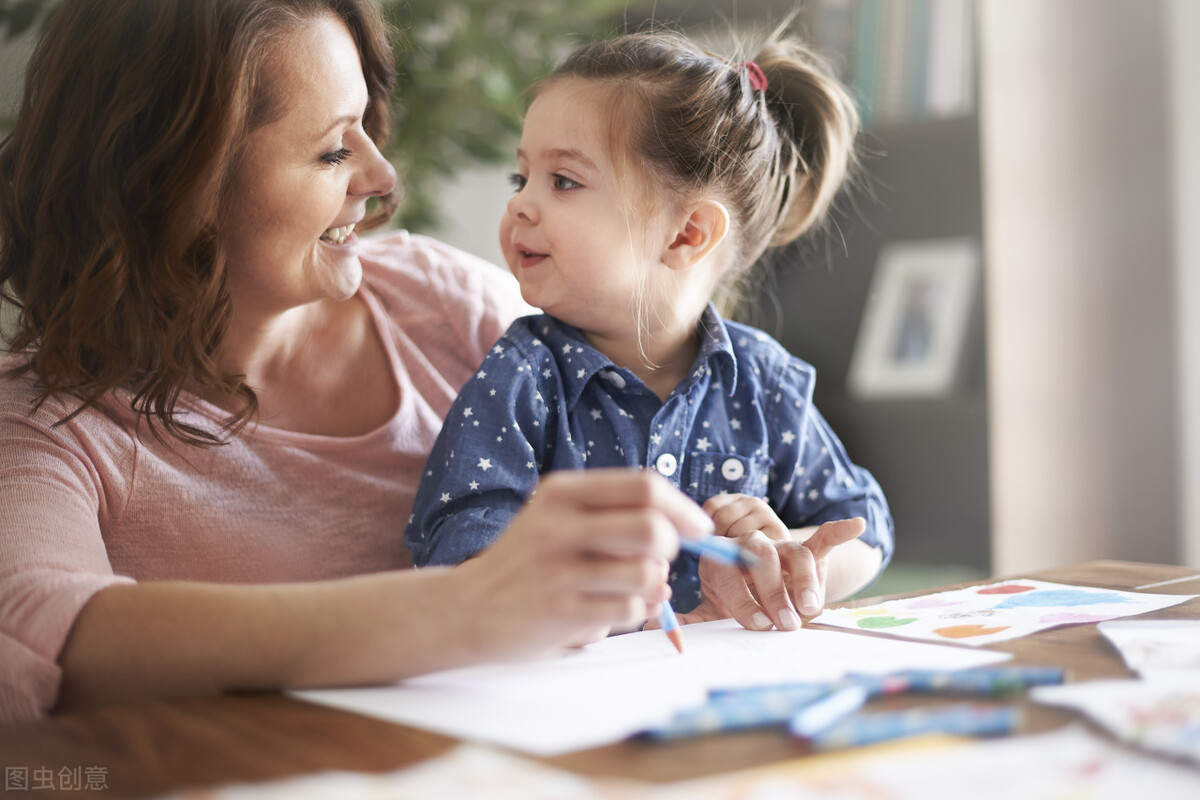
[221, 13, 396, 318]
[499, 81, 678, 339]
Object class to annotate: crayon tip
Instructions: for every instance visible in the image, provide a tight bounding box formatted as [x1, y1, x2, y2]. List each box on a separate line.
[666, 628, 684, 654]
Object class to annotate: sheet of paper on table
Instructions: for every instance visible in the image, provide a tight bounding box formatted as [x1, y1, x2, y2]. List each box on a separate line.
[173, 725, 1200, 799]
[811, 579, 1195, 646]
[1097, 619, 1200, 678]
[1033, 676, 1200, 766]
[294, 619, 1008, 756]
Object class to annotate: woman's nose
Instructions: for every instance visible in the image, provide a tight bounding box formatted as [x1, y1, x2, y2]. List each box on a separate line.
[353, 138, 397, 198]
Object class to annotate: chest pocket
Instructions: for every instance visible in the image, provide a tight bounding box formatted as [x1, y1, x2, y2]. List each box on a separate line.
[688, 452, 772, 501]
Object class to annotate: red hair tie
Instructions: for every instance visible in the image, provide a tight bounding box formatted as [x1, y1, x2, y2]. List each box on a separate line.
[741, 60, 768, 92]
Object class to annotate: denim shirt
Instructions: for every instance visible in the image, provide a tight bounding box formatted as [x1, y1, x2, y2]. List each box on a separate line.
[405, 305, 893, 612]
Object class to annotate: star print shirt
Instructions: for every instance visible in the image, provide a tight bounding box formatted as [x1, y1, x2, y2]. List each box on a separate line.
[405, 306, 893, 612]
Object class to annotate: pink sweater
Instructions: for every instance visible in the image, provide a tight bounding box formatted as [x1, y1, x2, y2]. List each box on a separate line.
[0, 232, 527, 722]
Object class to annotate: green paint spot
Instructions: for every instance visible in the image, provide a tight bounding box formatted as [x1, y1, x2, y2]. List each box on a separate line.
[857, 615, 918, 629]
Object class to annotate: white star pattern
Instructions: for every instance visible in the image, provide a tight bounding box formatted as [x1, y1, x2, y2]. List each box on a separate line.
[463, 407, 473, 418]
[468, 481, 479, 490]
[781, 430, 796, 444]
[478, 458, 492, 471]
[730, 419, 742, 430]
[440, 492, 451, 503]
[591, 408, 603, 420]
[696, 437, 711, 451]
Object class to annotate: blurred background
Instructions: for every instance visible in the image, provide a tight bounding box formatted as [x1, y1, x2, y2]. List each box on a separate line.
[2, 0, 1197, 595]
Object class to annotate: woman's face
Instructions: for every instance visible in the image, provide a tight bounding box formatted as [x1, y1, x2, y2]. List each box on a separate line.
[221, 12, 395, 317]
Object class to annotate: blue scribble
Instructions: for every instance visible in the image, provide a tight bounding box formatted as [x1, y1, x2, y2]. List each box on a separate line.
[991, 589, 1131, 609]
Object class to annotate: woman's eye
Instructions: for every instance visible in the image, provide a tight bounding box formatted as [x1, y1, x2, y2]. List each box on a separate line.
[508, 173, 527, 192]
[553, 174, 581, 191]
[320, 148, 353, 166]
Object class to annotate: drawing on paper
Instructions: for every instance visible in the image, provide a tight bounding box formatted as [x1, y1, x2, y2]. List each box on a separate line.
[811, 579, 1195, 647]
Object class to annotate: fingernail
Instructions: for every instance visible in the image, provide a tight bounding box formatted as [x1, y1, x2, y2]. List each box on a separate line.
[801, 591, 821, 616]
[777, 608, 800, 630]
[750, 611, 772, 630]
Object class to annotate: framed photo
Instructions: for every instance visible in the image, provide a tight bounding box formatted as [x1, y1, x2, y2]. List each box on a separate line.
[847, 237, 979, 399]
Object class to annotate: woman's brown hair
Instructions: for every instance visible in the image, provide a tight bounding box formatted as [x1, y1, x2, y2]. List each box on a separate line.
[0, 0, 397, 445]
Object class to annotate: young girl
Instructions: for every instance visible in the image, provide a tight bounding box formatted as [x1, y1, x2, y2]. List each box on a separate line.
[405, 27, 893, 632]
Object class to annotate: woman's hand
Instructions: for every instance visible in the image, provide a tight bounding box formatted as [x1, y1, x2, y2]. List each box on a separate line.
[453, 469, 713, 660]
[677, 493, 866, 632]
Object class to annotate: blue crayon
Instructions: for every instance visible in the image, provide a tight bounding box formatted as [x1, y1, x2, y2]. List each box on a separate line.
[644, 684, 831, 740]
[788, 684, 870, 739]
[679, 536, 760, 568]
[658, 601, 684, 654]
[852, 666, 1065, 697]
[805, 703, 1020, 751]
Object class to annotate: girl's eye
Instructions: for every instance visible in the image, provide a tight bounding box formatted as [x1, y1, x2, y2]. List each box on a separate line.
[320, 148, 352, 166]
[508, 173, 527, 192]
[552, 174, 581, 191]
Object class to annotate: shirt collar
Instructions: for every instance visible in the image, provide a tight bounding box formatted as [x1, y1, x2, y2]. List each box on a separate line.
[694, 303, 739, 394]
[540, 303, 739, 409]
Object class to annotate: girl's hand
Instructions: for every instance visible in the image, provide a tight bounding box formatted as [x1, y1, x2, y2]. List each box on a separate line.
[678, 495, 866, 632]
[455, 469, 713, 660]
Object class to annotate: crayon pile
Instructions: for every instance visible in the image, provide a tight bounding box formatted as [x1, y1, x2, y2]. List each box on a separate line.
[643, 665, 1065, 749]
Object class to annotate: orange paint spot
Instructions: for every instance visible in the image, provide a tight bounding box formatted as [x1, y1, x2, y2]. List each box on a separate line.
[933, 624, 1010, 639]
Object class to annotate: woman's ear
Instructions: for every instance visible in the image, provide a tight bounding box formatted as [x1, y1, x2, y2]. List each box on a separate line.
[663, 200, 730, 270]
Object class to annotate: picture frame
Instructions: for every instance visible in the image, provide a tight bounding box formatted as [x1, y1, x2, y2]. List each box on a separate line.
[847, 237, 979, 399]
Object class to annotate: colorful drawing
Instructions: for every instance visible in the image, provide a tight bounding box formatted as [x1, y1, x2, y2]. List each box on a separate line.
[812, 580, 1195, 647]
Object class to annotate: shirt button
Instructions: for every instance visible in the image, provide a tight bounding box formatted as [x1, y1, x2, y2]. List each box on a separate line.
[600, 370, 627, 389]
[721, 458, 745, 481]
[655, 453, 678, 476]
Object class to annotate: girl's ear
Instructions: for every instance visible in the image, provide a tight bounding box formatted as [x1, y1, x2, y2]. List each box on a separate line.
[663, 200, 730, 270]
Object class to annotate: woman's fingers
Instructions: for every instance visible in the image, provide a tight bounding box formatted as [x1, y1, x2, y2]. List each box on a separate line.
[688, 558, 773, 630]
[553, 469, 714, 541]
[779, 518, 867, 617]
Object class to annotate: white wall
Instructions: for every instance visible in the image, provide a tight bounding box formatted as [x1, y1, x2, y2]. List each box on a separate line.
[1169, 0, 1200, 567]
[981, 0, 1179, 573]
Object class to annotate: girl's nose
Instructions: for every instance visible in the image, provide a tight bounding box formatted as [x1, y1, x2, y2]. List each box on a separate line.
[506, 185, 536, 223]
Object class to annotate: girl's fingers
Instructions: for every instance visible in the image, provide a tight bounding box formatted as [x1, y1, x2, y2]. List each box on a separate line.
[803, 518, 867, 559]
[703, 494, 789, 540]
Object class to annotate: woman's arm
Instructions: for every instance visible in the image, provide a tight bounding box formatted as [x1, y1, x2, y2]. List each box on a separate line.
[56, 469, 714, 712]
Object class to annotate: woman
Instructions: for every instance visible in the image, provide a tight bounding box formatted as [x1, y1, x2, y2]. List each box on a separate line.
[0, 0, 842, 724]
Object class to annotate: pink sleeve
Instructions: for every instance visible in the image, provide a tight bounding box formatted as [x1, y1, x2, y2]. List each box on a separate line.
[0, 387, 135, 722]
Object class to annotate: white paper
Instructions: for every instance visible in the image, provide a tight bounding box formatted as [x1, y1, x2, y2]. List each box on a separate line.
[1098, 619, 1200, 678]
[294, 619, 1008, 756]
[1032, 676, 1200, 765]
[180, 726, 1200, 800]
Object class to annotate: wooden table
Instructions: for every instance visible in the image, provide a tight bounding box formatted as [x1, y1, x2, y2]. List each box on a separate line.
[2, 560, 1198, 798]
